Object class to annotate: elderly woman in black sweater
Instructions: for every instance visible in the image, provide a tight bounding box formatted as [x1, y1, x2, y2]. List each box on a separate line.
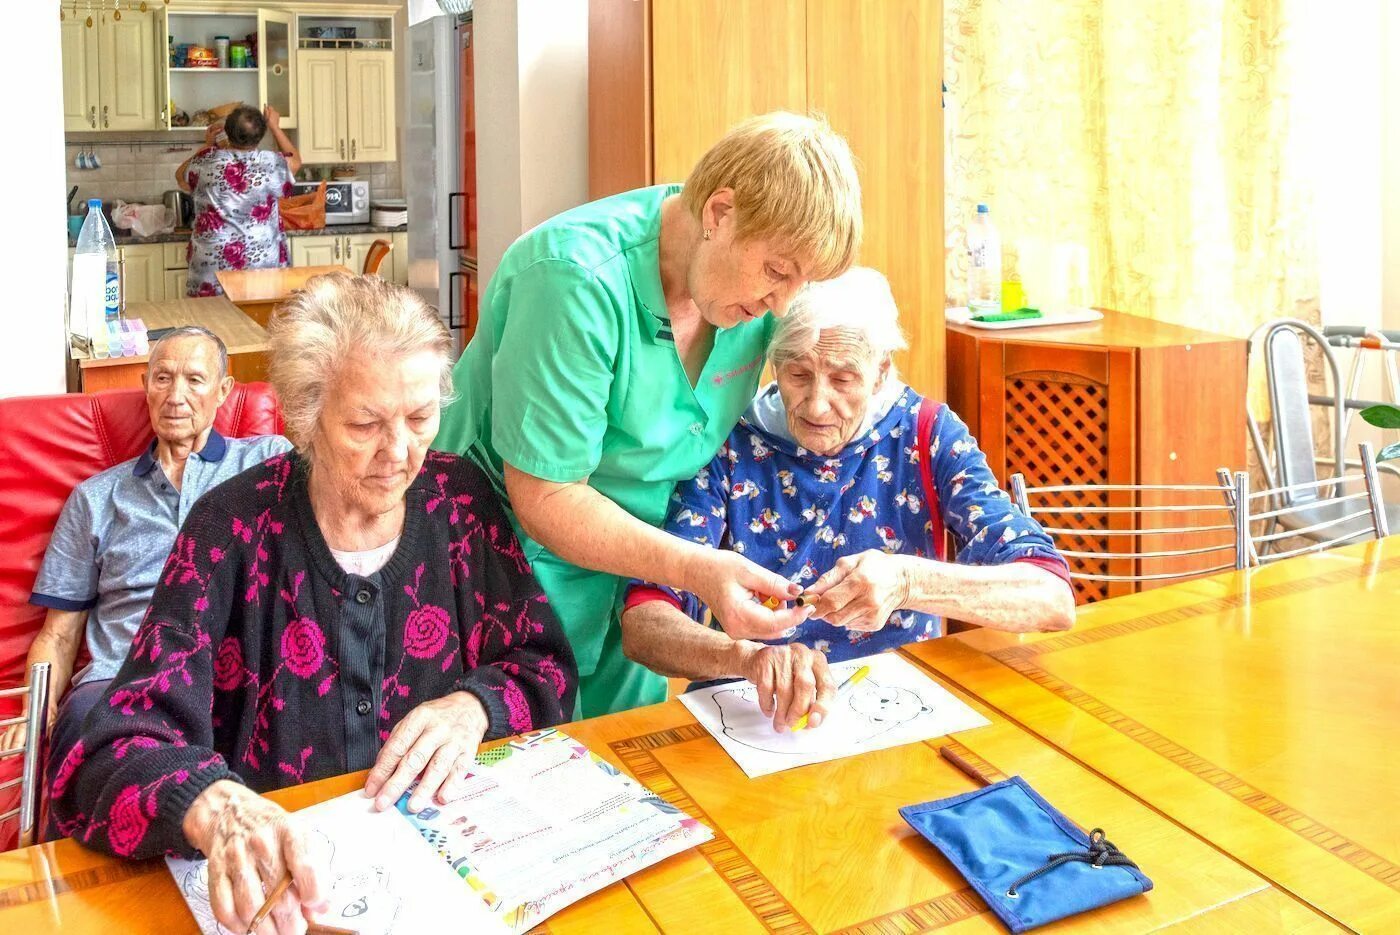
[53, 274, 576, 934]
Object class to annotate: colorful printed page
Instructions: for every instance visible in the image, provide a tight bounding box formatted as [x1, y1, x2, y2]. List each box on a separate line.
[394, 728, 712, 931]
[167, 729, 710, 934]
[679, 651, 991, 778]
[168, 792, 508, 935]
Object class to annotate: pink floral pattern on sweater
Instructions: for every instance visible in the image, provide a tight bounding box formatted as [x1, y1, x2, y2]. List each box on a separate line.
[52, 451, 576, 860]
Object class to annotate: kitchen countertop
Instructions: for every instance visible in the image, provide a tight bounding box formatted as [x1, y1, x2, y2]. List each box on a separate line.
[68, 223, 407, 248]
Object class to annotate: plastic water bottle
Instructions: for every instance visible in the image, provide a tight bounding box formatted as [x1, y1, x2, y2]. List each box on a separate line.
[967, 203, 1002, 315]
[71, 199, 121, 356]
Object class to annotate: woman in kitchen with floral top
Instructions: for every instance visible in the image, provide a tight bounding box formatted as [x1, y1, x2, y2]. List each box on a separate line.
[177, 104, 303, 297]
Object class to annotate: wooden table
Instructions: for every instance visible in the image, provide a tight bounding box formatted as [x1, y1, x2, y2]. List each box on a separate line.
[72, 297, 270, 392]
[908, 536, 1400, 932]
[0, 661, 1332, 933]
[217, 265, 351, 328]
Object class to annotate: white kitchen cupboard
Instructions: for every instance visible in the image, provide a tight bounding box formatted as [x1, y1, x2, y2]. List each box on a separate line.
[61, 17, 101, 131]
[295, 50, 396, 164]
[119, 244, 166, 304]
[391, 231, 408, 285]
[290, 236, 341, 268]
[165, 269, 191, 300]
[61, 8, 161, 131]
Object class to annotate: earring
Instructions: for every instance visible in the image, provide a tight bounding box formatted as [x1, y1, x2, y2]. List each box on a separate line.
[703, 228, 713, 241]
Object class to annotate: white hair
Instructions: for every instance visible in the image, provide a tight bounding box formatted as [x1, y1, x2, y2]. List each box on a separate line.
[770, 266, 908, 369]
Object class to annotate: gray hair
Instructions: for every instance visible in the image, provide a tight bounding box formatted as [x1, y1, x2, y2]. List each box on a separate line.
[770, 266, 908, 370]
[267, 273, 456, 461]
[148, 325, 229, 379]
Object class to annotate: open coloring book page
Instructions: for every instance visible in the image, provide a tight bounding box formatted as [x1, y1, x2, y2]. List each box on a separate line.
[167, 791, 508, 935]
[680, 651, 991, 778]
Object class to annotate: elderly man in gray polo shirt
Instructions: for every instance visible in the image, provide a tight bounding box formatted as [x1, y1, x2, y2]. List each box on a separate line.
[0, 327, 289, 781]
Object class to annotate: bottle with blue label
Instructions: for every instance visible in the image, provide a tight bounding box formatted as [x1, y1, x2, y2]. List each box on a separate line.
[967, 203, 1002, 316]
[71, 199, 121, 357]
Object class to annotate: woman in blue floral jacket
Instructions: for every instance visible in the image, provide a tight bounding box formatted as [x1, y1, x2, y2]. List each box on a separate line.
[622, 268, 1074, 730]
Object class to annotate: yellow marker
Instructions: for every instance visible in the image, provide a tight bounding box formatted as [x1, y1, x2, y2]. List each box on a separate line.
[761, 594, 812, 610]
[792, 664, 870, 731]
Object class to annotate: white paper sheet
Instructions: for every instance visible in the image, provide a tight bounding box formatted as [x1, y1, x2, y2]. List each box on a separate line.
[679, 651, 991, 778]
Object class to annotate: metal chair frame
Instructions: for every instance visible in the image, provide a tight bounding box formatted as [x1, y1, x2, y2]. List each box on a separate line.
[1246, 320, 1399, 555]
[0, 662, 52, 850]
[1009, 474, 1251, 585]
[1239, 441, 1391, 565]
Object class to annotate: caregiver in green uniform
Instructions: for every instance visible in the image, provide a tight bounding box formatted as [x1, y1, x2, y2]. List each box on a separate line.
[434, 113, 863, 717]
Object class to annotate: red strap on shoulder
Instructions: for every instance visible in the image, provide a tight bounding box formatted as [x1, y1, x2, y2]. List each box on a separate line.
[915, 400, 946, 561]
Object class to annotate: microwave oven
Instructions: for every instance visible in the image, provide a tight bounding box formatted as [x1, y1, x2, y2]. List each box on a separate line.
[291, 180, 370, 225]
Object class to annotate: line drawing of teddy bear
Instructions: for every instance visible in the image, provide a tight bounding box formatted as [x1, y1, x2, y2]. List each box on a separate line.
[709, 676, 933, 756]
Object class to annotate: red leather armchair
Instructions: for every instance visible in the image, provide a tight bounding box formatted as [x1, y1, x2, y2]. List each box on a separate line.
[0, 383, 282, 849]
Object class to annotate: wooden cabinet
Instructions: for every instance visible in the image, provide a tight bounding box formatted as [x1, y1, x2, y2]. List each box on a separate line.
[345, 51, 396, 163]
[120, 244, 166, 304]
[164, 269, 189, 301]
[61, 17, 101, 131]
[344, 233, 383, 276]
[390, 231, 409, 285]
[62, 9, 161, 131]
[588, 0, 945, 397]
[946, 309, 1247, 603]
[296, 50, 396, 164]
[650, 0, 806, 183]
[290, 235, 342, 268]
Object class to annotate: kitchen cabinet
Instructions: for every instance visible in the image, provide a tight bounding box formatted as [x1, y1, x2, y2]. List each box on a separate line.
[120, 244, 166, 304]
[296, 50, 396, 164]
[61, 8, 161, 131]
[165, 269, 190, 300]
[590, 0, 945, 397]
[290, 232, 399, 274]
[391, 231, 408, 285]
[290, 235, 341, 268]
[61, 17, 101, 131]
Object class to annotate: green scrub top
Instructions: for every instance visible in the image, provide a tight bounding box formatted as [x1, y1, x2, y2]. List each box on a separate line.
[433, 185, 774, 715]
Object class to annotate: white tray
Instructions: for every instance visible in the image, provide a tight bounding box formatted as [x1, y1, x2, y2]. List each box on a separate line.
[947, 307, 1104, 331]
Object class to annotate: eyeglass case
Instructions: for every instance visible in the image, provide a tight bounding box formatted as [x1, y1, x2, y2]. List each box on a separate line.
[899, 776, 1153, 932]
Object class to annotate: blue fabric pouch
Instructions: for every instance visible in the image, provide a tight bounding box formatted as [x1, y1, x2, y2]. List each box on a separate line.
[900, 777, 1153, 932]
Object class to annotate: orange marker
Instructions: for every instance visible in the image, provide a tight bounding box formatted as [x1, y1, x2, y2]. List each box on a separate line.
[760, 594, 812, 610]
[792, 664, 870, 731]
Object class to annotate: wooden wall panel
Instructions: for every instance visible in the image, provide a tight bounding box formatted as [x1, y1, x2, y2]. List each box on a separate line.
[650, 0, 807, 184]
[806, 0, 945, 399]
[588, 0, 653, 199]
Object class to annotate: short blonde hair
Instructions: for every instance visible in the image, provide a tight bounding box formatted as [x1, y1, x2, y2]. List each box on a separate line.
[771, 267, 908, 370]
[680, 112, 862, 281]
[268, 273, 455, 459]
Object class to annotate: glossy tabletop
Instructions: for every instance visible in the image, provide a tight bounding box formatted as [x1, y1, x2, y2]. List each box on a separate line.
[908, 536, 1400, 931]
[215, 266, 352, 305]
[0, 662, 1332, 933]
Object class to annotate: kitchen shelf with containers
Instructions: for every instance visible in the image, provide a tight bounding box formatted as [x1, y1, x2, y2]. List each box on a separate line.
[165, 9, 294, 131]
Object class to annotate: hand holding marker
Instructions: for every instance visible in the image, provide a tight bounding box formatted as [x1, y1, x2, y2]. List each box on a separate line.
[793, 664, 870, 731]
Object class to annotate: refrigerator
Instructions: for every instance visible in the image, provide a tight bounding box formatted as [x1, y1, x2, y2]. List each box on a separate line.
[406, 11, 478, 349]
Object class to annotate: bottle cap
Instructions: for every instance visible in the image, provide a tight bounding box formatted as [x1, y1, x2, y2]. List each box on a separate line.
[976, 203, 989, 214]
[88, 198, 101, 208]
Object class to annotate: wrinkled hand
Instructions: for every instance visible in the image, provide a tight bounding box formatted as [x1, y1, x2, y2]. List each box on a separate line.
[805, 550, 911, 631]
[690, 549, 811, 641]
[204, 118, 226, 147]
[263, 105, 281, 131]
[364, 691, 488, 813]
[738, 642, 836, 731]
[182, 780, 330, 935]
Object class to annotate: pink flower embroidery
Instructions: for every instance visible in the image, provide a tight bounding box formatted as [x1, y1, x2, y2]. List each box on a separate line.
[223, 160, 250, 193]
[281, 618, 325, 678]
[213, 636, 245, 691]
[501, 681, 532, 733]
[196, 281, 219, 297]
[50, 739, 85, 799]
[251, 194, 275, 223]
[107, 784, 149, 857]
[193, 208, 224, 236]
[222, 240, 248, 269]
[279, 240, 289, 264]
[282, 180, 294, 197]
[404, 605, 450, 659]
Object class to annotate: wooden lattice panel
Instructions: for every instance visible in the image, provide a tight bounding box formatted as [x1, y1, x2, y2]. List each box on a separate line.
[1004, 377, 1111, 603]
